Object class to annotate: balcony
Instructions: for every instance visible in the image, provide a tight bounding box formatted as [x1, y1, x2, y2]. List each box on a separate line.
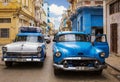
[35, 1, 42, 9]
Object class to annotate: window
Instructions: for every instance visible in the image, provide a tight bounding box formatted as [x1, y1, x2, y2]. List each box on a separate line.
[2, 0, 10, 3]
[110, 0, 120, 14]
[95, 1, 103, 4]
[58, 34, 90, 42]
[15, 36, 43, 43]
[0, 18, 11, 23]
[84, 1, 91, 5]
[0, 28, 9, 38]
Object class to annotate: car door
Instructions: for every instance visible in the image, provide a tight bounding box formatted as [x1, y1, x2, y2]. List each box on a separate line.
[91, 34, 109, 58]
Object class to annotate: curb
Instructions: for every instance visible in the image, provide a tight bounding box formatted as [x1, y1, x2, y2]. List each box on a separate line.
[106, 63, 120, 72]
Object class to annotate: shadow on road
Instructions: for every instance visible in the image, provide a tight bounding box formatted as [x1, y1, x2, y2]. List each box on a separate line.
[54, 71, 108, 81]
[4, 62, 44, 70]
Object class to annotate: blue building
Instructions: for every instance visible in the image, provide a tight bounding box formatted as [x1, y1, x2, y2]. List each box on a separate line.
[70, 6, 103, 35]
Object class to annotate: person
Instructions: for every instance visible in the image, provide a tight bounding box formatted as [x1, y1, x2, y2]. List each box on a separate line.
[96, 36, 102, 42]
[96, 32, 102, 42]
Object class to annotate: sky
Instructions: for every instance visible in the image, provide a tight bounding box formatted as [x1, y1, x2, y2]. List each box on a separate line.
[46, 0, 69, 29]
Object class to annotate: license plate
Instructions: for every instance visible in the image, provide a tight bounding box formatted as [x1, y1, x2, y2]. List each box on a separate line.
[16, 58, 26, 62]
[76, 67, 85, 70]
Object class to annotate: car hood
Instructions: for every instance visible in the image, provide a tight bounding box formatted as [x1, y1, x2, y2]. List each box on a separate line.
[55, 42, 93, 57]
[4, 42, 44, 53]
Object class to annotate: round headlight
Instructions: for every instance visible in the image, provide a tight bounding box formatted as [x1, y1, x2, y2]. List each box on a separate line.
[2, 47, 7, 52]
[37, 47, 42, 52]
[38, 53, 41, 57]
[55, 52, 61, 57]
[100, 52, 105, 57]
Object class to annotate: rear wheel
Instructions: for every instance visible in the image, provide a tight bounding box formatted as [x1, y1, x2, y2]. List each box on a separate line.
[5, 61, 13, 67]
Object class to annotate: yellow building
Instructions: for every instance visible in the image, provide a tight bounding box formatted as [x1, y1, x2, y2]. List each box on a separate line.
[0, 0, 35, 44]
[34, 0, 47, 34]
[67, 0, 77, 13]
[40, 9, 47, 34]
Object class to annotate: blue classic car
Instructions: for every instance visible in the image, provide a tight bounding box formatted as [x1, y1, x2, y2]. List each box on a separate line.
[53, 31, 109, 75]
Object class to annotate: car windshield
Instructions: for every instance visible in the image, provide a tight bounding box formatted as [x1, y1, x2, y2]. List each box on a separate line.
[58, 34, 90, 42]
[15, 36, 43, 42]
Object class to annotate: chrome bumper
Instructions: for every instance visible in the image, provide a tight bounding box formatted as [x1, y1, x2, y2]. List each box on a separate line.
[2, 58, 41, 62]
[53, 64, 107, 71]
[54, 57, 107, 71]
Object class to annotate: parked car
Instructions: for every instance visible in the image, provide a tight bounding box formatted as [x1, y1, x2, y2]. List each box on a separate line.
[44, 34, 51, 43]
[52, 31, 109, 75]
[2, 26, 47, 67]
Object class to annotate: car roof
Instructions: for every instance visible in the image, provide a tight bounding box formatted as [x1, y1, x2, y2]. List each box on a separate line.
[55, 31, 88, 36]
[17, 33, 43, 36]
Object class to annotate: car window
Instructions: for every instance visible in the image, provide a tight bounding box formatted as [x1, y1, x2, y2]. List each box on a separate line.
[58, 34, 90, 42]
[95, 35, 106, 42]
[15, 36, 43, 43]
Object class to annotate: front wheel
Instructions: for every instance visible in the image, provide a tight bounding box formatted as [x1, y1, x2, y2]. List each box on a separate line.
[5, 61, 13, 67]
[37, 62, 43, 67]
[95, 69, 103, 75]
[54, 68, 61, 75]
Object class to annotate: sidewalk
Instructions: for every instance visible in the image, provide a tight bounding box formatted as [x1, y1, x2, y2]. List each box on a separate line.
[106, 54, 120, 72]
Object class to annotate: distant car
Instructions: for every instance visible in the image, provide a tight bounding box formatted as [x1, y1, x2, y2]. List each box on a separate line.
[52, 31, 109, 75]
[44, 34, 51, 43]
[2, 27, 47, 67]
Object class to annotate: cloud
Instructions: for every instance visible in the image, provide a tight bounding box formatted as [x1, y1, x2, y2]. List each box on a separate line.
[50, 16, 62, 26]
[49, 17, 60, 29]
[49, 4, 67, 29]
[56, 16, 62, 21]
[49, 17, 55, 25]
[50, 4, 67, 16]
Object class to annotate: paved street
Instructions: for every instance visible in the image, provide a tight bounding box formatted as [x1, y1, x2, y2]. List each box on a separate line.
[0, 42, 120, 82]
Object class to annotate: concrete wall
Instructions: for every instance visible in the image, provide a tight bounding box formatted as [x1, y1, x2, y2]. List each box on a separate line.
[105, 0, 120, 55]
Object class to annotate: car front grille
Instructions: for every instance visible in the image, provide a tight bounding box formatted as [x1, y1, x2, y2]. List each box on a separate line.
[67, 60, 97, 67]
[60, 57, 101, 67]
[6, 52, 38, 57]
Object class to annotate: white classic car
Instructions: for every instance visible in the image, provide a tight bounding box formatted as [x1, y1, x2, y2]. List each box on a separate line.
[2, 27, 47, 67]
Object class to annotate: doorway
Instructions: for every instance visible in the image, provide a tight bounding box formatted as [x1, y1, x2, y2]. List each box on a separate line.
[110, 23, 118, 53]
[92, 27, 103, 35]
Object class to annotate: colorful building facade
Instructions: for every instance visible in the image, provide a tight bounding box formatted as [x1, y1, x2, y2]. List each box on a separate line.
[70, 6, 103, 34]
[104, 0, 120, 55]
[43, 0, 50, 34]
[0, 0, 35, 44]
[68, 0, 104, 34]
[59, 11, 71, 32]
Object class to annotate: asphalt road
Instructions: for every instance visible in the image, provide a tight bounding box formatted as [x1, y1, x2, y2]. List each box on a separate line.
[0, 42, 119, 82]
